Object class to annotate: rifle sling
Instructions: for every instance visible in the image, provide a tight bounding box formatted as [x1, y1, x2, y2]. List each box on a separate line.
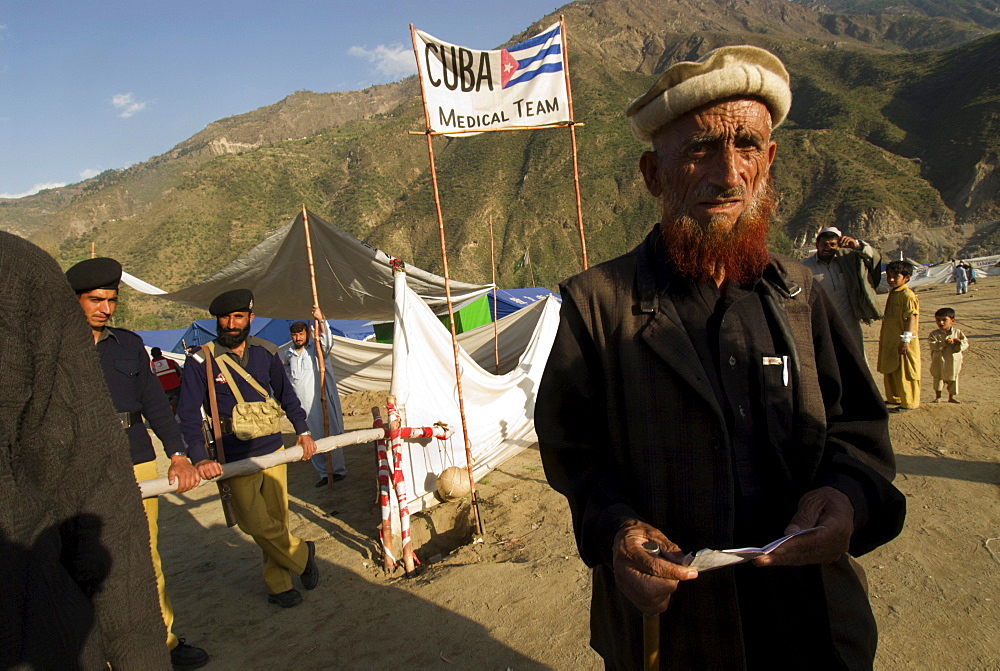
[201, 344, 227, 465]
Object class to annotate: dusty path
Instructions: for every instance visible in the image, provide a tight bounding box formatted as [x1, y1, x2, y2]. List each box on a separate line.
[155, 278, 999, 669]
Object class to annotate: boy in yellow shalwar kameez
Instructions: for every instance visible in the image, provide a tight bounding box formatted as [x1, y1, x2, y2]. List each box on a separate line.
[878, 260, 921, 411]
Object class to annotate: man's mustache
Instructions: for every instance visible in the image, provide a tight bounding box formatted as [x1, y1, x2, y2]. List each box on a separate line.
[691, 184, 747, 200]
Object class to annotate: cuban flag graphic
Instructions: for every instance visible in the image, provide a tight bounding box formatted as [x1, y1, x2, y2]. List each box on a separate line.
[500, 24, 563, 89]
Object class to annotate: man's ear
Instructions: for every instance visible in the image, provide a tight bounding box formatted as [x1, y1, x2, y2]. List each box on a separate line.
[639, 151, 662, 197]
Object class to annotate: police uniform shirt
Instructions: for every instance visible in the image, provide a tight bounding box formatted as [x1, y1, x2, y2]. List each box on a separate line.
[176, 337, 309, 464]
[96, 327, 185, 464]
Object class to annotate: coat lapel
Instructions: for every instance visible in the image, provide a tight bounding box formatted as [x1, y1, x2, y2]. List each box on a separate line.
[640, 296, 727, 427]
[633, 227, 727, 426]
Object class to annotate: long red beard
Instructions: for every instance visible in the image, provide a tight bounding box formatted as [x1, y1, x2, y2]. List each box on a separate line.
[659, 182, 776, 286]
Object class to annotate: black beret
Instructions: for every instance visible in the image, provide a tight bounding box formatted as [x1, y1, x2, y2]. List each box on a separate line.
[209, 288, 254, 316]
[66, 257, 122, 293]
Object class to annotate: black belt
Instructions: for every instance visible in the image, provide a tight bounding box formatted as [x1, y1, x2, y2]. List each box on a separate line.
[118, 411, 143, 429]
[219, 417, 234, 435]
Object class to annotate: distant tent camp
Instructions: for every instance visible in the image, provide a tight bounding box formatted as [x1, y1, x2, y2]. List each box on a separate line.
[165, 317, 376, 353]
[171, 318, 297, 352]
[122, 208, 560, 518]
[121, 209, 493, 320]
[489, 287, 560, 320]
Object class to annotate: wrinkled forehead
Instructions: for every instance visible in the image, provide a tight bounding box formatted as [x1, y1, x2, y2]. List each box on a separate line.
[650, 97, 773, 148]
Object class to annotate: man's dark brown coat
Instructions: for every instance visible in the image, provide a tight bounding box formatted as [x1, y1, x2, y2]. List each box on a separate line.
[537, 227, 905, 669]
[0, 231, 170, 669]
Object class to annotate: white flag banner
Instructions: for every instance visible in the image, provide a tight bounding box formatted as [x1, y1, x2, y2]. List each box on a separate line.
[414, 22, 570, 135]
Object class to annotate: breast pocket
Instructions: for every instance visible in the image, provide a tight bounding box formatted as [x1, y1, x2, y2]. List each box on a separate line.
[114, 357, 140, 377]
[760, 354, 794, 448]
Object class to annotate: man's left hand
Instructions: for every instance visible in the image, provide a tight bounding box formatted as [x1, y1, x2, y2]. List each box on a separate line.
[754, 486, 854, 567]
[840, 235, 860, 249]
[167, 456, 201, 493]
[297, 434, 317, 460]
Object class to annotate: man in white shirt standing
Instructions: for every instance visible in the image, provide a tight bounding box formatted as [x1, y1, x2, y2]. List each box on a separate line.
[802, 226, 883, 352]
[281, 305, 347, 488]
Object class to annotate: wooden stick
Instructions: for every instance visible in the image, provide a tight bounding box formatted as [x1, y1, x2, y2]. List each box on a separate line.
[561, 14, 589, 271]
[489, 216, 500, 374]
[139, 428, 386, 498]
[411, 23, 483, 536]
[301, 204, 335, 488]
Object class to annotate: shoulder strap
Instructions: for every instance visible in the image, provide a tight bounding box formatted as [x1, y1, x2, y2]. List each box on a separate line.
[200, 345, 227, 463]
[213, 351, 271, 402]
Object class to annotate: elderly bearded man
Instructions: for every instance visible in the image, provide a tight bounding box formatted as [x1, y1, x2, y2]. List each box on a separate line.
[536, 46, 905, 669]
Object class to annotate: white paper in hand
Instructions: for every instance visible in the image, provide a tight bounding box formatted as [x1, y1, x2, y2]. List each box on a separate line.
[682, 527, 821, 572]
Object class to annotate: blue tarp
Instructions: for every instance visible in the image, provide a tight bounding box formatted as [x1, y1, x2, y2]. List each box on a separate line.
[488, 288, 560, 320]
[134, 328, 188, 353]
[146, 317, 376, 354]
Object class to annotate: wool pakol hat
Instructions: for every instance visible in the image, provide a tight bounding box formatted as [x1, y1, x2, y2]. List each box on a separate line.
[65, 257, 122, 293]
[209, 288, 254, 316]
[626, 45, 791, 143]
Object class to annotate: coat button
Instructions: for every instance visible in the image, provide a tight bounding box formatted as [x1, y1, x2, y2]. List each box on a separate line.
[729, 355, 736, 367]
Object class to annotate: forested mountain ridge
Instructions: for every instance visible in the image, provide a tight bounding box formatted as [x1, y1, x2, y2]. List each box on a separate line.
[2, 0, 997, 328]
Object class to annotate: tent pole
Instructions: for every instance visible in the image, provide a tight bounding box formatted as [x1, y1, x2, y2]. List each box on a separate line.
[489, 216, 500, 374]
[412, 24, 483, 536]
[561, 14, 589, 271]
[301, 204, 335, 488]
[422, 128, 483, 537]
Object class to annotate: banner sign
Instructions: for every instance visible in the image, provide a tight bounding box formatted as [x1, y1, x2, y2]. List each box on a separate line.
[414, 22, 570, 134]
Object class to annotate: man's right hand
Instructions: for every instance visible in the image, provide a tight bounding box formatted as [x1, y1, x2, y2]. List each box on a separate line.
[612, 520, 697, 615]
[195, 459, 224, 480]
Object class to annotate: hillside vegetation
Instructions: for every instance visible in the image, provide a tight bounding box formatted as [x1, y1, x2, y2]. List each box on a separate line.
[1, 0, 998, 328]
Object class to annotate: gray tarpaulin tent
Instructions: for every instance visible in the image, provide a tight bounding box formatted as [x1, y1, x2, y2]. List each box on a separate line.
[122, 209, 493, 320]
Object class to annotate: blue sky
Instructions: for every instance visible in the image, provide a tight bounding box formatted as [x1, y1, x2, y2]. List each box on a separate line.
[0, 0, 562, 198]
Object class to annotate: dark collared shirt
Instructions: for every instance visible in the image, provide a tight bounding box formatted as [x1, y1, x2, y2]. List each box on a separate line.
[96, 326, 185, 464]
[665, 275, 793, 541]
[176, 337, 308, 464]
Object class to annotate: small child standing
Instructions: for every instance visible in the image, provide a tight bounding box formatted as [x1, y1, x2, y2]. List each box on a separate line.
[878, 260, 921, 411]
[928, 307, 969, 403]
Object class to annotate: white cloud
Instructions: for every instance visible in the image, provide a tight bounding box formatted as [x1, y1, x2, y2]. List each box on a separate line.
[111, 92, 148, 118]
[0, 182, 67, 199]
[348, 44, 416, 81]
[79, 168, 101, 180]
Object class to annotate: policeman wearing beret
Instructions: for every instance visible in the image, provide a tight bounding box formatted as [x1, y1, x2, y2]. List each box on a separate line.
[175, 289, 320, 609]
[66, 258, 209, 669]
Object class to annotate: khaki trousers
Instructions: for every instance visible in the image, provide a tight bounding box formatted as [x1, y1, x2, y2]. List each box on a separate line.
[133, 460, 178, 651]
[226, 457, 307, 594]
[884, 370, 920, 409]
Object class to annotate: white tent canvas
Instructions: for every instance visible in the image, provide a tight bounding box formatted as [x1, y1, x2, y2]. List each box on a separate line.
[386, 271, 559, 513]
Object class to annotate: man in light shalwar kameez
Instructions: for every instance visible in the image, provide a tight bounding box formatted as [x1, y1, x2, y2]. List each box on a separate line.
[281, 305, 347, 487]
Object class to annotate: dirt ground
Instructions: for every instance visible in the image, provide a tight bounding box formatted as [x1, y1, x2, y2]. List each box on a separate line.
[154, 277, 999, 669]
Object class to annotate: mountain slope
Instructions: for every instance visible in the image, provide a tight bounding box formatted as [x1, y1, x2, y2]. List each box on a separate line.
[2, 0, 998, 328]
